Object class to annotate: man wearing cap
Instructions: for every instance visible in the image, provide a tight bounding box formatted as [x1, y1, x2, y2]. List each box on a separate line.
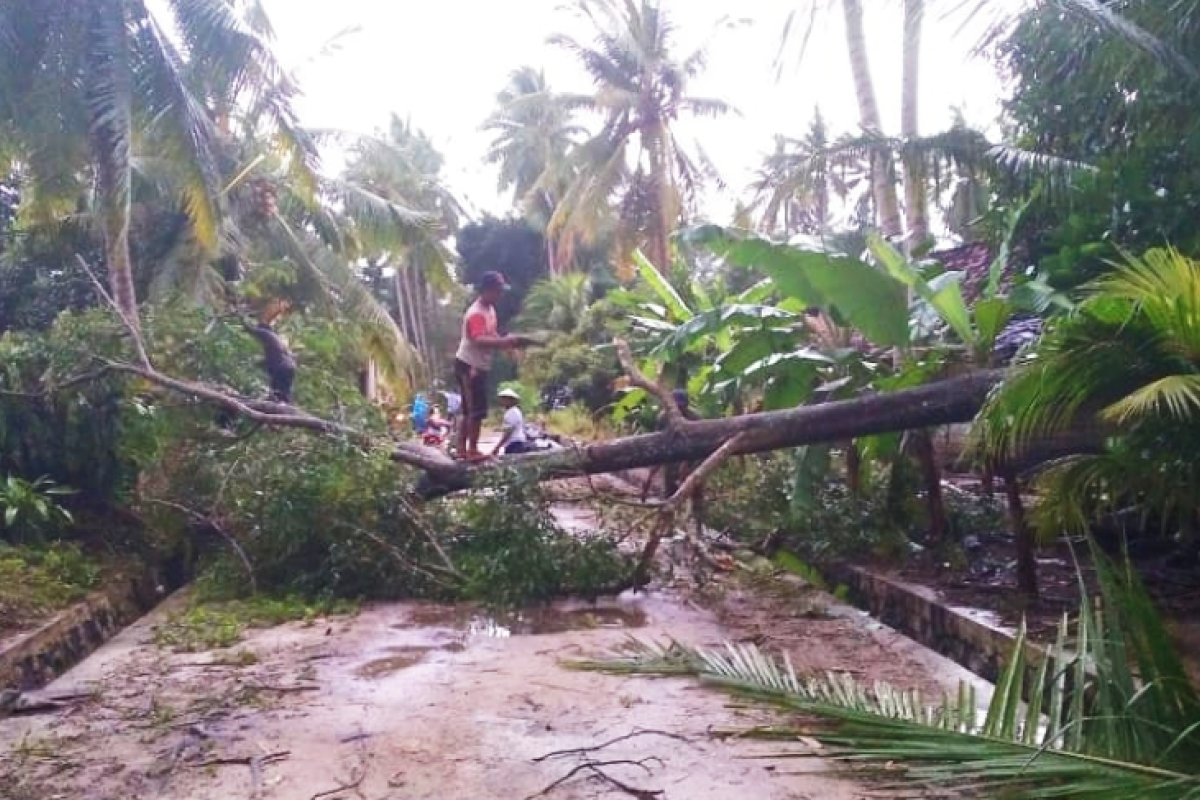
[454, 271, 523, 460]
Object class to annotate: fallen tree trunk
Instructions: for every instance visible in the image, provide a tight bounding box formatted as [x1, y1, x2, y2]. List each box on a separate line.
[408, 368, 1008, 499]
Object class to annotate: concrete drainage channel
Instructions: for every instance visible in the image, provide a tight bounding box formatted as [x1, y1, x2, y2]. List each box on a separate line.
[0, 571, 163, 690]
[819, 562, 1063, 700]
[615, 465, 1044, 691]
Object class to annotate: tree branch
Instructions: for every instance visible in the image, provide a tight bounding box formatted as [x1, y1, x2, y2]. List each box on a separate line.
[633, 432, 749, 585]
[76, 254, 152, 369]
[614, 338, 685, 429]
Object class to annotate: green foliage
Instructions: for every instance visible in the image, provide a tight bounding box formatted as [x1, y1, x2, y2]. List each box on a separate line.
[0, 474, 75, 544]
[1000, 0, 1200, 285]
[436, 475, 635, 606]
[703, 451, 1005, 562]
[545, 404, 612, 441]
[0, 541, 100, 630]
[517, 332, 620, 411]
[977, 248, 1200, 537]
[683, 225, 909, 346]
[580, 546, 1200, 799]
[153, 595, 358, 653]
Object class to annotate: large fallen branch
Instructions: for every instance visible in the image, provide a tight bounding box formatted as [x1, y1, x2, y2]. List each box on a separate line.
[409, 368, 1007, 498]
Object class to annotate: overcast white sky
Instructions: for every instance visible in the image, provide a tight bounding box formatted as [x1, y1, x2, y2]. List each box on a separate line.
[258, 0, 1021, 221]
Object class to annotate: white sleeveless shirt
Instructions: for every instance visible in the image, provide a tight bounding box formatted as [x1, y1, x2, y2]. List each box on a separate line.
[455, 299, 498, 370]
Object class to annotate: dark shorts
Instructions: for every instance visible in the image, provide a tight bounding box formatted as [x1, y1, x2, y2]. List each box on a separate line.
[503, 440, 531, 455]
[453, 359, 488, 421]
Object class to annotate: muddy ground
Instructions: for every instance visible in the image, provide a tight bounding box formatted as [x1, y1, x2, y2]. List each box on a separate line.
[0, 563, 989, 800]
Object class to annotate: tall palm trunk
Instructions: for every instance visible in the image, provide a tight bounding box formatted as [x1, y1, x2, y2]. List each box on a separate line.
[393, 264, 412, 358]
[96, 157, 140, 332]
[894, 0, 943, 542]
[400, 265, 426, 385]
[901, 0, 929, 251]
[649, 129, 674, 275]
[86, 12, 141, 333]
[412, 269, 432, 373]
[841, 0, 902, 238]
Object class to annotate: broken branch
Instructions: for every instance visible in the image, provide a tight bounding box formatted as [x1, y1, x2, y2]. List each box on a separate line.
[614, 339, 685, 430]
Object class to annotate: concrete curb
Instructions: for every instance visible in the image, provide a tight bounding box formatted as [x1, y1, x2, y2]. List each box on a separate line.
[0, 571, 160, 690]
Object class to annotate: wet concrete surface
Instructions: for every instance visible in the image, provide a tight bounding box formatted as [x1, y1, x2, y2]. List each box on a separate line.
[0, 453, 995, 799]
[0, 590, 907, 800]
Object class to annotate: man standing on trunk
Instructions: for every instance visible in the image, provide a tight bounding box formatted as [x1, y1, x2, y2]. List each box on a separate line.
[454, 271, 522, 460]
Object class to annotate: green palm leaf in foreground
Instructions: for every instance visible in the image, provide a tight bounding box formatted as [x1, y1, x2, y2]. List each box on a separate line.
[571, 551, 1200, 798]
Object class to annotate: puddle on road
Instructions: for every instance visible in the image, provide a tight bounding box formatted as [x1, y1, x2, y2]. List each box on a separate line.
[466, 606, 647, 637]
[398, 602, 647, 638]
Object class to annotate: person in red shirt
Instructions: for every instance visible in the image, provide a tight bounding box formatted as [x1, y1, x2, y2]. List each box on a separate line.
[453, 272, 523, 460]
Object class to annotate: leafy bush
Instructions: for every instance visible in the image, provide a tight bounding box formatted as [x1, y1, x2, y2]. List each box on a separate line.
[0, 474, 76, 544]
[545, 404, 612, 441]
[702, 450, 1005, 564]
[438, 475, 635, 606]
[0, 541, 101, 629]
[517, 332, 620, 411]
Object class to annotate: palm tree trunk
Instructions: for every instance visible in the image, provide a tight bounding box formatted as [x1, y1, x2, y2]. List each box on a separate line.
[1001, 466, 1038, 602]
[649, 125, 674, 274]
[393, 265, 411, 348]
[413, 268, 432, 373]
[400, 265, 425, 385]
[841, 0, 903, 238]
[901, 0, 929, 251]
[91, 129, 140, 332]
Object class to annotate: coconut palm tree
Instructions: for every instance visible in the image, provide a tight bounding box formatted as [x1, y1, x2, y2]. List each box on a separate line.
[517, 272, 593, 334]
[482, 67, 584, 231]
[0, 0, 314, 331]
[976, 248, 1200, 539]
[338, 116, 463, 385]
[839, 0, 904, 238]
[548, 0, 734, 276]
[748, 111, 862, 237]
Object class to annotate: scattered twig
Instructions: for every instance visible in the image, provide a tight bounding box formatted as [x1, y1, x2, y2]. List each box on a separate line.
[310, 737, 369, 800]
[245, 683, 321, 694]
[195, 750, 290, 768]
[532, 730, 692, 763]
[527, 759, 665, 799]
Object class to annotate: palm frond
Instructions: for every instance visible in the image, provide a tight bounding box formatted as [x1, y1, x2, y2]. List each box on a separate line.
[976, 248, 1200, 461]
[574, 548, 1200, 798]
[269, 214, 418, 394]
[131, 6, 221, 249]
[1056, 0, 1200, 84]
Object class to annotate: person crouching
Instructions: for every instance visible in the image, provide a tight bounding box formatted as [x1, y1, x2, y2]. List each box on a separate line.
[492, 388, 530, 456]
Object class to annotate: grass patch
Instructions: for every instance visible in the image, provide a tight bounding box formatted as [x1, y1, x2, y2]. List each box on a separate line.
[0, 541, 101, 634]
[152, 594, 358, 653]
[544, 404, 612, 441]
